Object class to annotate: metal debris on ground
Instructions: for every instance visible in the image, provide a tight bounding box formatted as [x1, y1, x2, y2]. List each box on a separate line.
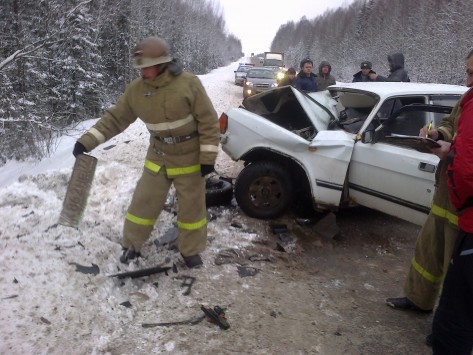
[270, 224, 288, 234]
[40, 317, 51, 325]
[142, 314, 206, 328]
[248, 253, 273, 262]
[295, 217, 316, 225]
[214, 249, 241, 265]
[275, 233, 296, 253]
[314, 212, 340, 239]
[120, 301, 132, 308]
[230, 221, 243, 228]
[109, 265, 171, 279]
[201, 305, 230, 330]
[278, 233, 294, 244]
[237, 265, 260, 277]
[2, 295, 19, 300]
[174, 275, 196, 296]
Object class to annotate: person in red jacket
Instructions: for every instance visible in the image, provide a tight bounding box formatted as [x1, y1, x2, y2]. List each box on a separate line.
[432, 83, 473, 354]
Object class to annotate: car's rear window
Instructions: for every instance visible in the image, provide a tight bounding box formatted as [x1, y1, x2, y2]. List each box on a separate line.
[237, 66, 252, 72]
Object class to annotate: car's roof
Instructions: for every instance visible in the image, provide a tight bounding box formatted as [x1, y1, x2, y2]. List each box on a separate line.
[330, 82, 468, 98]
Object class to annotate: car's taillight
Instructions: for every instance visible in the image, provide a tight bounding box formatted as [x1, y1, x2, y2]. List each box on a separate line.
[219, 112, 228, 134]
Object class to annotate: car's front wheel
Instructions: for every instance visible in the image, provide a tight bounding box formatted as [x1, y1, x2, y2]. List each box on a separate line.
[234, 162, 292, 219]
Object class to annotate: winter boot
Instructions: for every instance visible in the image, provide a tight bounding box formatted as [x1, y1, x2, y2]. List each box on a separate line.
[120, 247, 141, 264]
[385, 297, 432, 313]
[182, 254, 203, 269]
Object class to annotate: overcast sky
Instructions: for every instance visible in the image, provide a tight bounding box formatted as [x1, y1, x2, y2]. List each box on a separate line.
[216, 0, 354, 56]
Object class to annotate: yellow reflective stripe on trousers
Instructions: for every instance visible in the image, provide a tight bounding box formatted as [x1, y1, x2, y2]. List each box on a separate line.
[144, 161, 200, 176]
[177, 216, 207, 231]
[125, 212, 156, 226]
[166, 164, 201, 176]
[431, 203, 458, 226]
[411, 257, 443, 284]
[145, 160, 161, 173]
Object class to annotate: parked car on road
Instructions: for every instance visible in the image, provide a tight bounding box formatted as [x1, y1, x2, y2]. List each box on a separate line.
[219, 82, 467, 225]
[243, 67, 278, 99]
[234, 64, 253, 85]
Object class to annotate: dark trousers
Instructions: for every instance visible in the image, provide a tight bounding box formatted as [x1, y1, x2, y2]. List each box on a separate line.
[432, 229, 473, 355]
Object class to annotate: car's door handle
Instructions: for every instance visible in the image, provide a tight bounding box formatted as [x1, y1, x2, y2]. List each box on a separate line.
[419, 162, 436, 173]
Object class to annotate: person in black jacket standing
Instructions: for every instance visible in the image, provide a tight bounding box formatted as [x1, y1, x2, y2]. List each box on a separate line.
[370, 53, 410, 82]
[352, 61, 376, 82]
[295, 58, 317, 92]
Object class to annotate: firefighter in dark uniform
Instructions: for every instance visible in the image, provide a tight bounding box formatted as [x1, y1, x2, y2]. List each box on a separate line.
[73, 37, 220, 268]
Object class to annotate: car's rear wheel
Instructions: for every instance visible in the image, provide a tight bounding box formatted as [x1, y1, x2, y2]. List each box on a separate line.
[234, 162, 292, 219]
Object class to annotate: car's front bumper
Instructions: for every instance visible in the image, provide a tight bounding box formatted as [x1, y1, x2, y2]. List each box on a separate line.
[243, 86, 273, 97]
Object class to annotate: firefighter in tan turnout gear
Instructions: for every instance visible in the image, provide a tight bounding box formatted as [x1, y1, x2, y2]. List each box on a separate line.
[72, 37, 219, 268]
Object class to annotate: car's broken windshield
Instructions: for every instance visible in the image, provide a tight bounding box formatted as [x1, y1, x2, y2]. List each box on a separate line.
[242, 87, 336, 140]
[331, 90, 379, 133]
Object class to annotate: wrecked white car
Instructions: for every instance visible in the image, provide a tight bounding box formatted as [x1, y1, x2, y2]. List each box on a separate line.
[219, 82, 467, 225]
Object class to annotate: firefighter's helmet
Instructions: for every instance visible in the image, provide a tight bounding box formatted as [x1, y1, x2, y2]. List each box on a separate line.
[132, 37, 172, 69]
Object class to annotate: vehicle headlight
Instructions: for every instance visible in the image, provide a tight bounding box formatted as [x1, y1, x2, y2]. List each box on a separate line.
[276, 72, 285, 80]
[246, 81, 254, 87]
[271, 83, 278, 88]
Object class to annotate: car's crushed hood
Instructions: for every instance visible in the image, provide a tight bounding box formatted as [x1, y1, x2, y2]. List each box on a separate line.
[242, 86, 337, 133]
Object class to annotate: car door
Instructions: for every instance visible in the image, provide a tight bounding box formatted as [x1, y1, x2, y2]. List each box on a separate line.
[348, 99, 444, 226]
[349, 141, 438, 225]
[308, 130, 355, 207]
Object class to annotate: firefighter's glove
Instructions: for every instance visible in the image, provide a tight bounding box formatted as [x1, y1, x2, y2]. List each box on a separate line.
[201, 164, 215, 177]
[73, 142, 88, 157]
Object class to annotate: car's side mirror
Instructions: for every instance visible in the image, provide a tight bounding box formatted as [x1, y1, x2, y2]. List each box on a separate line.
[361, 130, 374, 143]
[362, 126, 387, 144]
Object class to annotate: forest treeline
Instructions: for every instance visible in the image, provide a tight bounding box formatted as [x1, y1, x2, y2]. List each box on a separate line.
[1, 0, 472, 164]
[272, 0, 472, 84]
[0, 0, 241, 163]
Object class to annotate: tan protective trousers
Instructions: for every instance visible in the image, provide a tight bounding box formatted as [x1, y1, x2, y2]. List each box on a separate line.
[122, 168, 207, 257]
[403, 209, 458, 311]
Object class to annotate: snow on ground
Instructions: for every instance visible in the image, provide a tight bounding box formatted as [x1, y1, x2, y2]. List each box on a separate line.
[0, 61, 248, 354]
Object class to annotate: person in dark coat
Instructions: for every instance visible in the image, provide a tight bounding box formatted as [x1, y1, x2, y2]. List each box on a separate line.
[316, 60, 336, 91]
[370, 53, 410, 82]
[352, 61, 376, 82]
[279, 67, 296, 87]
[295, 58, 317, 92]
